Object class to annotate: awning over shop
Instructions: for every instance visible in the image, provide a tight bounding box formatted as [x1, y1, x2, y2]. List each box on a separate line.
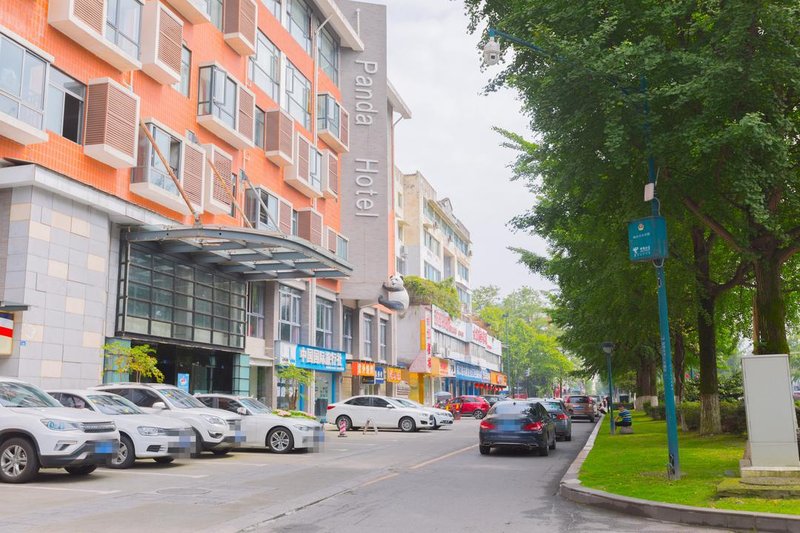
[122, 225, 353, 281]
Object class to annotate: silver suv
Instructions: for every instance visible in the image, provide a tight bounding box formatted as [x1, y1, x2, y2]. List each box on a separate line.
[94, 383, 243, 455]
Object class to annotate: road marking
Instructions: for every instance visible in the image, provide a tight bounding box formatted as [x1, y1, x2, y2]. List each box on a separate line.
[359, 472, 399, 487]
[409, 444, 478, 470]
[100, 470, 208, 479]
[0, 484, 120, 495]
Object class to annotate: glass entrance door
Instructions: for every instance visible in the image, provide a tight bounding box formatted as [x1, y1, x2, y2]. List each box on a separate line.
[314, 372, 333, 416]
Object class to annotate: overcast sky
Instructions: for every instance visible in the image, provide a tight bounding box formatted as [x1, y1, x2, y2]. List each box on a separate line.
[369, 0, 554, 296]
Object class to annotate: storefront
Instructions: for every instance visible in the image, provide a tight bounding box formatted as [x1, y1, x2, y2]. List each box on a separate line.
[455, 362, 489, 396]
[277, 344, 346, 416]
[351, 361, 378, 395]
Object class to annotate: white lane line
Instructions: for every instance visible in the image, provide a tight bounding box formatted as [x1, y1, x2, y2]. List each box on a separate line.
[409, 444, 478, 470]
[100, 470, 208, 479]
[0, 484, 120, 495]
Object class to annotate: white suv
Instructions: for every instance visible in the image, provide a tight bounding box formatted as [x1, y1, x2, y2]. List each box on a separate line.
[94, 383, 243, 455]
[0, 377, 119, 483]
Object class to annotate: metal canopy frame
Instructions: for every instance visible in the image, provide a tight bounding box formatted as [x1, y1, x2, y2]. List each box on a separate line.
[122, 225, 353, 281]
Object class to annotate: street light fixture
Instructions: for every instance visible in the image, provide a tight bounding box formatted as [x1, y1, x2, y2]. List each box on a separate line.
[483, 27, 681, 479]
[601, 342, 616, 435]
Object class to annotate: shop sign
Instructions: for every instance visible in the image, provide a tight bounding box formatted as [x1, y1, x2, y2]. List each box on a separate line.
[351, 361, 376, 376]
[292, 345, 347, 372]
[431, 305, 467, 341]
[0, 312, 13, 355]
[455, 362, 483, 381]
[440, 359, 456, 378]
[490, 372, 508, 386]
[386, 367, 403, 383]
[430, 357, 442, 377]
[177, 373, 190, 392]
[481, 368, 491, 383]
[488, 336, 503, 356]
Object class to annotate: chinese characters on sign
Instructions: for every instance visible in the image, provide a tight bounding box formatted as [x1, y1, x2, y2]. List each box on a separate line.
[291, 345, 347, 373]
[628, 216, 668, 262]
[386, 367, 402, 383]
[431, 305, 467, 340]
[351, 361, 376, 376]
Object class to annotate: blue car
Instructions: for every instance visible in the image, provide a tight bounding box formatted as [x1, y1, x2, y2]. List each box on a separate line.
[478, 400, 557, 456]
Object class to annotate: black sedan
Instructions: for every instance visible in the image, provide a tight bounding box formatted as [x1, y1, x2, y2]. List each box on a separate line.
[478, 400, 557, 456]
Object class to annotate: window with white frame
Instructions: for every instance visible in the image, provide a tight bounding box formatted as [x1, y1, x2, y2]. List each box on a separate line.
[336, 235, 348, 261]
[205, 0, 224, 30]
[255, 106, 265, 147]
[343, 307, 354, 353]
[457, 261, 470, 282]
[245, 188, 279, 230]
[424, 262, 441, 282]
[309, 147, 322, 190]
[106, 0, 142, 58]
[279, 285, 302, 343]
[291, 209, 299, 235]
[137, 123, 181, 195]
[286, 0, 312, 53]
[45, 67, 84, 144]
[250, 31, 279, 102]
[283, 61, 310, 129]
[315, 297, 333, 348]
[173, 45, 191, 96]
[247, 282, 265, 338]
[261, 0, 281, 20]
[318, 27, 339, 84]
[424, 231, 440, 255]
[198, 65, 237, 129]
[379, 319, 387, 360]
[0, 35, 47, 130]
[363, 314, 373, 358]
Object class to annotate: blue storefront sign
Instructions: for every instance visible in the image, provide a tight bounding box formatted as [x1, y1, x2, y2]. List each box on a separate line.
[177, 373, 190, 393]
[455, 362, 484, 381]
[362, 365, 386, 385]
[628, 216, 668, 262]
[292, 345, 347, 373]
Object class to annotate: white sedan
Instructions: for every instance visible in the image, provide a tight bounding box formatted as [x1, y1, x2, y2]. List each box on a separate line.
[392, 397, 453, 429]
[196, 394, 323, 454]
[326, 395, 434, 432]
[49, 389, 194, 468]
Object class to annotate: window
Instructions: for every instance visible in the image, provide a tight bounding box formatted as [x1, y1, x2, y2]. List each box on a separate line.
[309, 147, 322, 190]
[186, 129, 199, 144]
[138, 123, 181, 195]
[291, 209, 299, 235]
[343, 307, 354, 353]
[250, 32, 279, 102]
[45, 68, 84, 144]
[315, 298, 333, 348]
[173, 45, 191, 96]
[336, 235, 348, 261]
[106, 0, 142, 59]
[363, 315, 373, 358]
[346, 396, 369, 406]
[286, 0, 312, 53]
[458, 262, 470, 282]
[396, 256, 406, 276]
[372, 397, 390, 408]
[0, 35, 47, 130]
[206, 0, 224, 31]
[283, 61, 310, 129]
[247, 282, 265, 338]
[379, 319, 387, 360]
[424, 262, 441, 282]
[457, 287, 471, 308]
[261, 0, 281, 21]
[424, 231, 440, 255]
[254, 106, 265, 147]
[279, 285, 302, 343]
[246, 188, 279, 230]
[317, 94, 340, 136]
[318, 27, 339, 84]
[198, 65, 237, 129]
[397, 191, 403, 210]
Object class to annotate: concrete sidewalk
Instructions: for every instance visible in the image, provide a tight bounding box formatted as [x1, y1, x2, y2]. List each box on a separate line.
[559, 415, 800, 532]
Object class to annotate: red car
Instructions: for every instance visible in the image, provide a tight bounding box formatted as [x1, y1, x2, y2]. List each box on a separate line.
[446, 395, 491, 419]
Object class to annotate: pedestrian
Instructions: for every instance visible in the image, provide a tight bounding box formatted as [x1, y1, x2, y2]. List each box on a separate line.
[615, 404, 632, 428]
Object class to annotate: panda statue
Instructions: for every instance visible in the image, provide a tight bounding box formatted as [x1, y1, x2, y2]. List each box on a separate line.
[378, 274, 409, 313]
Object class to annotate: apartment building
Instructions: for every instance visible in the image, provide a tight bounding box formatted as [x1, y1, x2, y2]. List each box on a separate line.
[0, 0, 407, 414]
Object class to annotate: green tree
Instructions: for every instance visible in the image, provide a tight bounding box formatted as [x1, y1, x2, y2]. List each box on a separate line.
[277, 366, 313, 410]
[403, 275, 462, 317]
[103, 342, 164, 383]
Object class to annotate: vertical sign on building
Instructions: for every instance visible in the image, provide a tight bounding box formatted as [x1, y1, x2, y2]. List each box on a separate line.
[339, 1, 391, 301]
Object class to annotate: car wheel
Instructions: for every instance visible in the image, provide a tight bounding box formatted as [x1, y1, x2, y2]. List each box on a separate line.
[539, 444, 549, 457]
[153, 456, 174, 464]
[211, 449, 229, 456]
[268, 427, 294, 454]
[65, 465, 97, 476]
[190, 429, 203, 458]
[335, 415, 352, 432]
[565, 433, 572, 442]
[432, 424, 441, 430]
[399, 417, 416, 433]
[479, 445, 491, 455]
[549, 432, 557, 450]
[473, 409, 485, 420]
[0, 438, 40, 483]
[109, 434, 136, 469]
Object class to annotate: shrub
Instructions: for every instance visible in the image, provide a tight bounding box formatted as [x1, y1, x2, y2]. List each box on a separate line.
[404, 275, 461, 317]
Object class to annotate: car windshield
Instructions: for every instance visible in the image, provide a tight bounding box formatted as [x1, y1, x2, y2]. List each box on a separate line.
[160, 388, 206, 409]
[568, 397, 588, 403]
[0, 382, 62, 408]
[542, 401, 564, 411]
[239, 397, 271, 414]
[489, 401, 536, 415]
[87, 394, 143, 415]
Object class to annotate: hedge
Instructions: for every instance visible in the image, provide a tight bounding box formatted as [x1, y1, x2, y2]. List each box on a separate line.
[643, 401, 800, 435]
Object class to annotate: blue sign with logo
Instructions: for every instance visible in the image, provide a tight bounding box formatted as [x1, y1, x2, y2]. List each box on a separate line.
[177, 373, 190, 393]
[628, 216, 668, 262]
[455, 362, 484, 381]
[375, 366, 385, 384]
[293, 345, 347, 373]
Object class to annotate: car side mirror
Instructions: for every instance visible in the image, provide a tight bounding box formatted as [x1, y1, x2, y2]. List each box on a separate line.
[151, 401, 167, 410]
[387, 404, 395, 409]
[237, 407, 247, 416]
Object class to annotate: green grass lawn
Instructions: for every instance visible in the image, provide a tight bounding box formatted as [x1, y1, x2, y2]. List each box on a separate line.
[578, 411, 800, 515]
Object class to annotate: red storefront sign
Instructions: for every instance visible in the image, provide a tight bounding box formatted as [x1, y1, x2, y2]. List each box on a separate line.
[351, 361, 376, 377]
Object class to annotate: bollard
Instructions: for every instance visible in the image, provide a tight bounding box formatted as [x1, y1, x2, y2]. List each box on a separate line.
[338, 419, 348, 437]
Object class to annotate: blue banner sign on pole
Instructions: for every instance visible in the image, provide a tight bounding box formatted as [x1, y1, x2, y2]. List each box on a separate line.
[628, 216, 668, 262]
[293, 345, 347, 373]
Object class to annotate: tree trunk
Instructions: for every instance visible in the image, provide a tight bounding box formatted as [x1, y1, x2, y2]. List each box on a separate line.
[753, 252, 789, 355]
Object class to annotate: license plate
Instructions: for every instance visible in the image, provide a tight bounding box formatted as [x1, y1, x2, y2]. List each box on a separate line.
[95, 442, 114, 454]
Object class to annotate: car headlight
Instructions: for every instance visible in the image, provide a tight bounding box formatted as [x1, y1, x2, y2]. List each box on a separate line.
[294, 424, 314, 431]
[200, 415, 226, 426]
[41, 419, 82, 431]
[137, 426, 167, 436]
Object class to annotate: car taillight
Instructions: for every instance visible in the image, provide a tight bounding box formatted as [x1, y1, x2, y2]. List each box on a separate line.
[556, 413, 568, 420]
[326, 405, 335, 410]
[479, 420, 496, 430]
[523, 422, 543, 431]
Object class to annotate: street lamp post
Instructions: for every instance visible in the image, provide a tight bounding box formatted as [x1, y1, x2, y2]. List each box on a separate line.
[503, 312, 510, 397]
[601, 342, 615, 435]
[484, 28, 681, 479]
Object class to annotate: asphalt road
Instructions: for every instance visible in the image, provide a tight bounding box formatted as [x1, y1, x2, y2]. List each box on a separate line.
[0, 416, 723, 533]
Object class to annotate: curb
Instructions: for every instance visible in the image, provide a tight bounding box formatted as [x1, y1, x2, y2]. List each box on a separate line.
[559, 415, 800, 532]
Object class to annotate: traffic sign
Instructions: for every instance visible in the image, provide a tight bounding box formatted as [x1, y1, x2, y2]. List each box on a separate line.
[628, 216, 667, 262]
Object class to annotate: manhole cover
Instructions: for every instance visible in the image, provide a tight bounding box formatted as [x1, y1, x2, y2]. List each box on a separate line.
[155, 487, 212, 496]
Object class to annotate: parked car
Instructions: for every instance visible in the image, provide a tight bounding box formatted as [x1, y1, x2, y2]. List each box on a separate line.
[446, 395, 491, 419]
[196, 394, 323, 454]
[564, 395, 597, 422]
[94, 383, 243, 456]
[0, 377, 119, 483]
[478, 399, 557, 456]
[391, 397, 453, 429]
[482, 395, 503, 407]
[537, 398, 572, 441]
[326, 395, 433, 432]
[49, 389, 193, 468]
